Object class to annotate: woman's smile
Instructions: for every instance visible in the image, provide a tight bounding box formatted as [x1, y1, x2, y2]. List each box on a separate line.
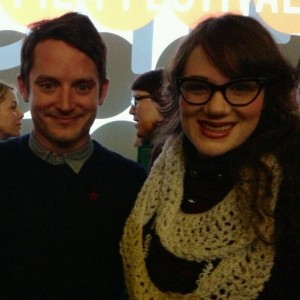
[199, 120, 236, 139]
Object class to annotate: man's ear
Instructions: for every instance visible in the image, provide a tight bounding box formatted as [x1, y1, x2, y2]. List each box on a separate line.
[17, 74, 29, 103]
[98, 78, 109, 106]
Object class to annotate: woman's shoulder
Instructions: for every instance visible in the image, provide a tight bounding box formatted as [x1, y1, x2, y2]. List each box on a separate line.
[274, 119, 300, 163]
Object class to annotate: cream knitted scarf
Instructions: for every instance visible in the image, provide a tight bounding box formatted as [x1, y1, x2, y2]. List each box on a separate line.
[121, 135, 282, 300]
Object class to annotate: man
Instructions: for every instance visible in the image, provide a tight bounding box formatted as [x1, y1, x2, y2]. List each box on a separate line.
[0, 12, 146, 299]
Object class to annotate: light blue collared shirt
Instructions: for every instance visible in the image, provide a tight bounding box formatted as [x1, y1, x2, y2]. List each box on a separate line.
[28, 133, 94, 174]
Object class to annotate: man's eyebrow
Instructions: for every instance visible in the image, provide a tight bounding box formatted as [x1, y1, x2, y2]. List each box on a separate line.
[73, 78, 98, 86]
[74, 77, 97, 82]
[34, 75, 59, 84]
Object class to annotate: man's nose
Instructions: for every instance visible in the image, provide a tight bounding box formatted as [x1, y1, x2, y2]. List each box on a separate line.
[56, 89, 75, 111]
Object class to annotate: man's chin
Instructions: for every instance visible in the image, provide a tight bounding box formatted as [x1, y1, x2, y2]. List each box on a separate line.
[48, 133, 87, 150]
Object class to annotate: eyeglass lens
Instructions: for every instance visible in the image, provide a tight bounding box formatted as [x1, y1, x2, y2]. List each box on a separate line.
[130, 95, 152, 108]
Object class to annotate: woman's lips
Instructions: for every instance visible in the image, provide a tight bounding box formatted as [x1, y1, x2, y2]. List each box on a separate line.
[199, 120, 236, 138]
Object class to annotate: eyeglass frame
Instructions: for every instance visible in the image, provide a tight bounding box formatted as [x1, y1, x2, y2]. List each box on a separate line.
[130, 95, 153, 108]
[175, 77, 269, 107]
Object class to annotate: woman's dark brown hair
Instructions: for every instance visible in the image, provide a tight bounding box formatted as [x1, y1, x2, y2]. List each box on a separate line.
[153, 14, 300, 249]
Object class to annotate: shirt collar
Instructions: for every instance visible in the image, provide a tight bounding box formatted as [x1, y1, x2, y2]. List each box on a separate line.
[28, 133, 94, 174]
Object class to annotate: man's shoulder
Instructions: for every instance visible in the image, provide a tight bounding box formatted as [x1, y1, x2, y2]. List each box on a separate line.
[0, 135, 31, 179]
[88, 141, 147, 193]
[0, 134, 29, 156]
[91, 140, 147, 174]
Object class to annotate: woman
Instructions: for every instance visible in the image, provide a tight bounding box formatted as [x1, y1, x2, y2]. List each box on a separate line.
[121, 14, 300, 299]
[0, 81, 23, 140]
[130, 69, 165, 170]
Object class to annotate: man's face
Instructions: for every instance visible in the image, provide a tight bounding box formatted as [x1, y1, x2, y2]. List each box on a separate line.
[18, 39, 108, 153]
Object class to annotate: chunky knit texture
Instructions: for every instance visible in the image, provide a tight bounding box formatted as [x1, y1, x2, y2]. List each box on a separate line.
[121, 135, 282, 299]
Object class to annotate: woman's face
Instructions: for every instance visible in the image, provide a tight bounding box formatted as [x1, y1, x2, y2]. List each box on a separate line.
[0, 89, 24, 140]
[129, 90, 163, 140]
[179, 46, 264, 158]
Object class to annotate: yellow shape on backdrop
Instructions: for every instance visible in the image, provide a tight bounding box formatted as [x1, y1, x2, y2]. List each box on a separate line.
[1, 0, 76, 26]
[254, 0, 300, 35]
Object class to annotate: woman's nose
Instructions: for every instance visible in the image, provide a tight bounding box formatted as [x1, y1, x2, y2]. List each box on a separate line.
[129, 105, 135, 115]
[203, 91, 231, 117]
[17, 107, 24, 119]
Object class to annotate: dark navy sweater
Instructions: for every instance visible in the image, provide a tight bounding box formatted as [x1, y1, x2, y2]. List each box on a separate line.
[0, 135, 147, 300]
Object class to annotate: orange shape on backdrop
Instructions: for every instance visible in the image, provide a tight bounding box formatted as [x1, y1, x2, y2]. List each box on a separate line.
[253, 0, 300, 34]
[173, 0, 244, 28]
[1, 0, 76, 27]
[86, 0, 163, 31]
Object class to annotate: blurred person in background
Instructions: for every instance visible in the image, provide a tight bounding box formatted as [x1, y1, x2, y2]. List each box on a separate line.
[0, 81, 23, 140]
[130, 69, 165, 170]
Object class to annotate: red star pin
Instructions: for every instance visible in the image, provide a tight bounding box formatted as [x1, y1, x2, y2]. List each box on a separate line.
[87, 191, 99, 201]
